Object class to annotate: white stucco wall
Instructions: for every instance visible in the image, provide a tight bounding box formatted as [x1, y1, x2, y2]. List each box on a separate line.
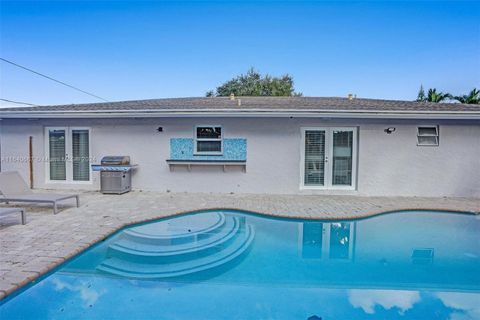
[0, 117, 479, 197]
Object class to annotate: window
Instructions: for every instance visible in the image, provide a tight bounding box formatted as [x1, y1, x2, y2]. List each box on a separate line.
[301, 127, 357, 190]
[195, 126, 222, 154]
[417, 126, 439, 146]
[46, 127, 91, 183]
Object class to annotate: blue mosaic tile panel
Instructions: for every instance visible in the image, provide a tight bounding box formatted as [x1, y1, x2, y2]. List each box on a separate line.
[170, 138, 247, 161]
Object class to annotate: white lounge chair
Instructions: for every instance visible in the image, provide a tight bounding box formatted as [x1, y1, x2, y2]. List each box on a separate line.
[0, 207, 26, 225]
[0, 171, 80, 214]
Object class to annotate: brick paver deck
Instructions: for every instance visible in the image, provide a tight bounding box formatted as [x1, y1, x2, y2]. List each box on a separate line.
[1, 191, 479, 300]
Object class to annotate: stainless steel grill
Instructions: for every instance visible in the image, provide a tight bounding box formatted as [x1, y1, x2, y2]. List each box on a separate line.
[98, 156, 133, 194]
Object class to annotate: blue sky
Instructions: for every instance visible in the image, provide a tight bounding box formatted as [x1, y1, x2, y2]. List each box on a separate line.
[0, 1, 479, 106]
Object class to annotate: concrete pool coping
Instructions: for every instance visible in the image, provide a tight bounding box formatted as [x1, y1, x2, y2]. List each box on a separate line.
[1, 191, 479, 300]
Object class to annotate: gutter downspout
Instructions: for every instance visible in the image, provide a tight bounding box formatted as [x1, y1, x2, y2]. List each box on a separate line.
[29, 136, 34, 189]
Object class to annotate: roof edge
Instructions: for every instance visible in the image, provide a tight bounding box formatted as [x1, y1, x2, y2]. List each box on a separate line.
[1, 109, 480, 120]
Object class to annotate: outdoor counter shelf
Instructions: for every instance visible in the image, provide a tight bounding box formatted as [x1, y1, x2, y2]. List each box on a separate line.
[166, 159, 247, 172]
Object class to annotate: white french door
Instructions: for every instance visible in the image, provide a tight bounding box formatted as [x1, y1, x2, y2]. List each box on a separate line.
[45, 127, 91, 183]
[301, 127, 357, 190]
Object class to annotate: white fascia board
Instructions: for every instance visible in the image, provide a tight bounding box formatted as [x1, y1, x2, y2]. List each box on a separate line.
[1, 108, 480, 120]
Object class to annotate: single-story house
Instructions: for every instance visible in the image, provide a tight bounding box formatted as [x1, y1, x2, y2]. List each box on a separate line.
[0, 96, 479, 197]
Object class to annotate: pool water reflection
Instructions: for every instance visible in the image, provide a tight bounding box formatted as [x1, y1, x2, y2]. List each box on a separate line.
[0, 210, 479, 319]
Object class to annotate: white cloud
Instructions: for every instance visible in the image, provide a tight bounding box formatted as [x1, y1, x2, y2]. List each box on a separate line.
[53, 277, 106, 308]
[436, 292, 480, 320]
[348, 289, 421, 315]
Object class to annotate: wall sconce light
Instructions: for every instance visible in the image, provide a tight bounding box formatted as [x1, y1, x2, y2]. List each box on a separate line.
[384, 127, 396, 134]
[157, 127, 163, 132]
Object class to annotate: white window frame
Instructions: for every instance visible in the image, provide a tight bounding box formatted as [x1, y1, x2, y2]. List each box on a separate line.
[417, 125, 439, 146]
[44, 127, 92, 184]
[194, 125, 223, 155]
[300, 127, 358, 191]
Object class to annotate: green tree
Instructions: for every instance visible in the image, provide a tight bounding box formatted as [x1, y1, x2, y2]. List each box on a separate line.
[416, 85, 426, 102]
[426, 88, 452, 103]
[453, 88, 480, 104]
[416, 86, 453, 102]
[206, 68, 302, 97]
[416, 87, 452, 103]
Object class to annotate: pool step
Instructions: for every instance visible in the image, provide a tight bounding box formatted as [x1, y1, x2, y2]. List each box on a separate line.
[122, 212, 226, 246]
[97, 224, 254, 279]
[107, 216, 240, 263]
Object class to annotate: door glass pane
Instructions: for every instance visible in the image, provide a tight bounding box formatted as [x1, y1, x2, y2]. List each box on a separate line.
[72, 130, 90, 181]
[332, 130, 353, 186]
[49, 129, 66, 181]
[304, 131, 325, 186]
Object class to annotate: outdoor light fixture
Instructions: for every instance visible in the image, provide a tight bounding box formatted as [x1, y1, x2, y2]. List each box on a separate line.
[384, 127, 396, 134]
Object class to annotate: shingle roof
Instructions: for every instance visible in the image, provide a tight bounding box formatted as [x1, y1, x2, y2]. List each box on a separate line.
[1, 97, 479, 120]
[1, 96, 479, 112]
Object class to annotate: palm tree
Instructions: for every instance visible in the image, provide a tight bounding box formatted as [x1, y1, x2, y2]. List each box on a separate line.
[453, 88, 480, 104]
[416, 86, 451, 103]
[426, 88, 452, 103]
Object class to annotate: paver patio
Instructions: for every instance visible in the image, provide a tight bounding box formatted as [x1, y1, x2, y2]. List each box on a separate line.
[0, 190, 479, 300]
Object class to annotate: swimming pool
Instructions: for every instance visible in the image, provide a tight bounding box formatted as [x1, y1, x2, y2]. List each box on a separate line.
[0, 210, 479, 319]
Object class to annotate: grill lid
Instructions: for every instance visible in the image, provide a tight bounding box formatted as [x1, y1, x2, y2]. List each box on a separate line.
[101, 156, 131, 165]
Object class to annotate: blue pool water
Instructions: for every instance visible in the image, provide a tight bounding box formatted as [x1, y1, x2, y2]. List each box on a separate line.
[1, 210, 479, 319]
